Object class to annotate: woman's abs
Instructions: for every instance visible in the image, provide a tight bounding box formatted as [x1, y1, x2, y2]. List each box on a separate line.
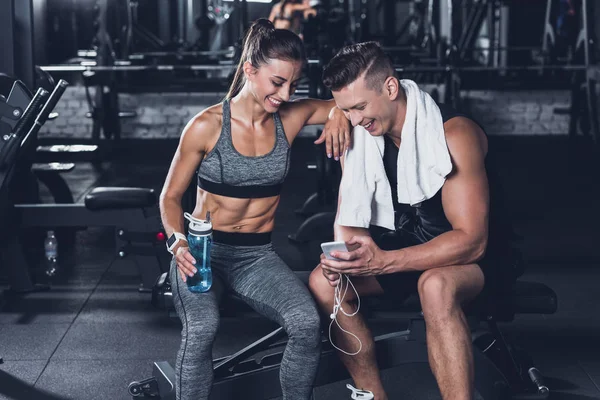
[193, 188, 280, 232]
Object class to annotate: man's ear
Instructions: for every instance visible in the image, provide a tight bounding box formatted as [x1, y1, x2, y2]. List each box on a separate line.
[243, 61, 258, 81]
[385, 76, 399, 101]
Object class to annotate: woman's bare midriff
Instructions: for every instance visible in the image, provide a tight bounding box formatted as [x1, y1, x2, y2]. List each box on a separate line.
[192, 188, 280, 233]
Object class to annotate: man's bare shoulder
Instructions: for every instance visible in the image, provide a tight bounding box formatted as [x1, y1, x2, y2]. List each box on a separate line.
[443, 116, 488, 158]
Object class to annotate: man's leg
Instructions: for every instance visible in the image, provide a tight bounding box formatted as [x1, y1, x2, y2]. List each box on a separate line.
[417, 264, 485, 400]
[309, 266, 387, 400]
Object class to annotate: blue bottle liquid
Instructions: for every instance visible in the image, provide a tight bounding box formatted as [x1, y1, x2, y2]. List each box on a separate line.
[184, 212, 213, 293]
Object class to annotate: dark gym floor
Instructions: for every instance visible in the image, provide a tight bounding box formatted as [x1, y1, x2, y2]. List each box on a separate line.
[1, 88, 600, 400]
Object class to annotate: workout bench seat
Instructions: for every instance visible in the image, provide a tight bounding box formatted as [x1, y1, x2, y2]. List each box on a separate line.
[154, 270, 558, 321]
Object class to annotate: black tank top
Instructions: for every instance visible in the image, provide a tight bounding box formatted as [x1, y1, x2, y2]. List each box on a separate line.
[382, 103, 513, 257]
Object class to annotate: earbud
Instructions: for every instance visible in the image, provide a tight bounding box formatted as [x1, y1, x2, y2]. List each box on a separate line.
[330, 313, 335, 320]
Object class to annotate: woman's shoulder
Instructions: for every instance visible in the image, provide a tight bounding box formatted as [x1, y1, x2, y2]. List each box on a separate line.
[181, 103, 224, 144]
[191, 103, 223, 129]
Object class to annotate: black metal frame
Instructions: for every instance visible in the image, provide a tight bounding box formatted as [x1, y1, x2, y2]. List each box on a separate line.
[0, 77, 65, 295]
[6, 0, 36, 90]
[13, 200, 166, 292]
[129, 307, 551, 400]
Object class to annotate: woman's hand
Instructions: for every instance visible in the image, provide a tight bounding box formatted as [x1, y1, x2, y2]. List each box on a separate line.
[175, 245, 197, 282]
[314, 107, 351, 161]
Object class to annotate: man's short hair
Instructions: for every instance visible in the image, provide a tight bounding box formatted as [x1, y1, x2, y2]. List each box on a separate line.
[322, 42, 396, 92]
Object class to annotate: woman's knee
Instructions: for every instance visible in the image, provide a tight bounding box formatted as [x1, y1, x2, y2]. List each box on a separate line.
[284, 302, 322, 347]
[184, 317, 220, 348]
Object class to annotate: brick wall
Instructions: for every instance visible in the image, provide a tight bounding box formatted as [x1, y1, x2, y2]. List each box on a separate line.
[39, 86, 575, 140]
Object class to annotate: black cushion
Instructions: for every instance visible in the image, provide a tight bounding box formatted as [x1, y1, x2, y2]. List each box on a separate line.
[161, 269, 557, 321]
[511, 280, 557, 314]
[84, 187, 156, 211]
[365, 280, 557, 321]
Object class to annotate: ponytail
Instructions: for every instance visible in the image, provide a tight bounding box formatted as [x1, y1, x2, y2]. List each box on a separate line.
[225, 18, 305, 100]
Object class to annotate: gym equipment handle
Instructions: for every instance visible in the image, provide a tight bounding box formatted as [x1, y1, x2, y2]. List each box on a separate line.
[20, 80, 69, 153]
[36, 80, 69, 127]
[12, 88, 49, 138]
[528, 367, 549, 395]
[0, 88, 49, 171]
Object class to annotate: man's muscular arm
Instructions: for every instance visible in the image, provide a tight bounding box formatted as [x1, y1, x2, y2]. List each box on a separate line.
[322, 118, 490, 277]
[382, 118, 489, 273]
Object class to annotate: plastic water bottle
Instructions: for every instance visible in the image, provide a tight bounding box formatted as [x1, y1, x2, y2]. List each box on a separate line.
[44, 230, 58, 277]
[184, 212, 213, 293]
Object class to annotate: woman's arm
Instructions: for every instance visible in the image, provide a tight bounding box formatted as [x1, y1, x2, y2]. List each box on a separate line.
[268, 3, 280, 23]
[280, 98, 351, 159]
[289, 3, 315, 13]
[159, 112, 218, 255]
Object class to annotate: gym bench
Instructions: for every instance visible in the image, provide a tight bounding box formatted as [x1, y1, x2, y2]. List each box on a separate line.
[131, 270, 557, 399]
[14, 186, 166, 292]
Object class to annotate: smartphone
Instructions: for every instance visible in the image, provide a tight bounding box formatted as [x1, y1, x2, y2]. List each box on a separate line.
[321, 241, 349, 260]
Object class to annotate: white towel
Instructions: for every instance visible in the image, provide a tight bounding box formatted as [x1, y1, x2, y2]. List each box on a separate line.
[336, 80, 452, 230]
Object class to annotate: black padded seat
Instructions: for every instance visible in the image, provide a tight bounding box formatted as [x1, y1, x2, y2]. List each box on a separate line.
[219, 271, 557, 323]
[365, 280, 557, 322]
[84, 187, 156, 211]
[510, 280, 558, 314]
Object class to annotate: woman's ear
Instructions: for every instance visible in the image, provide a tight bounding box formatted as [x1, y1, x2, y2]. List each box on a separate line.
[243, 61, 258, 81]
[386, 76, 399, 101]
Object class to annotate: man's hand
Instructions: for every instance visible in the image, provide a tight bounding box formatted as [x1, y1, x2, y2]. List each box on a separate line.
[320, 254, 341, 287]
[320, 236, 390, 277]
[314, 106, 351, 161]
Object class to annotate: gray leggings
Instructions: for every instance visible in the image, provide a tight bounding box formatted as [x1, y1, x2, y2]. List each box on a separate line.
[169, 241, 322, 400]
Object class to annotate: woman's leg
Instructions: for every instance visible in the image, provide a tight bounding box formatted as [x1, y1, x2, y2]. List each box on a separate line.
[228, 246, 322, 400]
[169, 259, 224, 400]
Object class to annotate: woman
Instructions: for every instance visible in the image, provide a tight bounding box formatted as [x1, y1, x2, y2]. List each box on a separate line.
[160, 18, 349, 400]
[269, 0, 317, 36]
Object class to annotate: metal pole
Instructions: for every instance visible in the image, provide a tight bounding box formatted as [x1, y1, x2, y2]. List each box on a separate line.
[0, 0, 16, 78]
[13, 0, 36, 89]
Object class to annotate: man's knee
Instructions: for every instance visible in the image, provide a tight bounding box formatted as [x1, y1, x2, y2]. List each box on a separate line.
[308, 266, 335, 305]
[417, 266, 484, 321]
[417, 269, 458, 320]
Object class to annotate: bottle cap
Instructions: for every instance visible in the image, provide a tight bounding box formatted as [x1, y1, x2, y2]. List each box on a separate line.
[184, 212, 213, 236]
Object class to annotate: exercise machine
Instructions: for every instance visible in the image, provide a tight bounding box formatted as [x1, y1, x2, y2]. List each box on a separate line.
[132, 257, 556, 399]
[540, 0, 599, 145]
[0, 74, 68, 293]
[0, 73, 167, 293]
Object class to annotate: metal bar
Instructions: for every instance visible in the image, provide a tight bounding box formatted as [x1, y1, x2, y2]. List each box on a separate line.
[394, 64, 591, 73]
[0, 0, 15, 78]
[39, 62, 589, 75]
[214, 328, 286, 376]
[39, 64, 237, 72]
[467, 46, 542, 51]
[15, 203, 148, 227]
[459, 64, 591, 72]
[14, 0, 36, 89]
[205, 326, 508, 400]
[128, 49, 235, 59]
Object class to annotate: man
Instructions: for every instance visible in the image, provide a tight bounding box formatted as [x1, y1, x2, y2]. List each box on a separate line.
[308, 42, 513, 400]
